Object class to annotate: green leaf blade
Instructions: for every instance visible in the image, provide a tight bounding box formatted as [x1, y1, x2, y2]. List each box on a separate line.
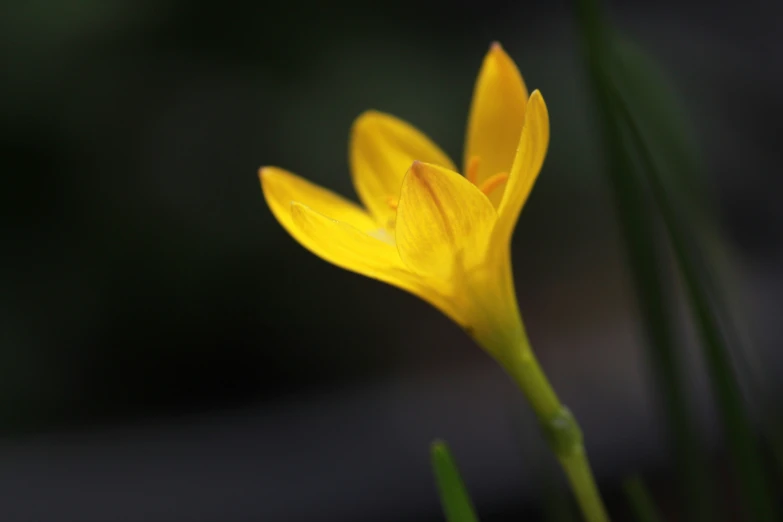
[623, 474, 663, 522]
[430, 440, 479, 522]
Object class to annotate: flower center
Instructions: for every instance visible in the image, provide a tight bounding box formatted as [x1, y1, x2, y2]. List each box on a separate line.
[381, 157, 507, 233]
[466, 155, 508, 199]
[385, 156, 507, 215]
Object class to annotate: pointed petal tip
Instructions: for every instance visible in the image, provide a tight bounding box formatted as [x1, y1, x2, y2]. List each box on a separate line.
[487, 41, 510, 61]
[527, 90, 548, 114]
[259, 167, 281, 189]
[352, 109, 385, 128]
[408, 160, 435, 180]
[259, 167, 291, 193]
[259, 166, 288, 180]
[350, 109, 399, 140]
[355, 109, 375, 120]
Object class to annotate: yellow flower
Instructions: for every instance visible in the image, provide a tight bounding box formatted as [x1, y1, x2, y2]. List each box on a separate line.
[260, 43, 549, 366]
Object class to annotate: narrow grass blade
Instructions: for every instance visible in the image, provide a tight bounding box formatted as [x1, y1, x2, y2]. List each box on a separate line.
[431, 440, 479, 522]
[610, 82, 779, 522]
[573, 1, 716, 520]
[623, 475, 663, 522]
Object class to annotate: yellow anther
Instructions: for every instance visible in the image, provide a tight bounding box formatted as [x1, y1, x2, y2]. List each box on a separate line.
[478, 172, 509, 197]
[466, 156, 481, 185]
[386, 195, 399, 210]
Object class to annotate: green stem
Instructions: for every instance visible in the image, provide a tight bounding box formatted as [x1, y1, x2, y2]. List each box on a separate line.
[558, 446, 610, 522]
[504, 333, 610, 522]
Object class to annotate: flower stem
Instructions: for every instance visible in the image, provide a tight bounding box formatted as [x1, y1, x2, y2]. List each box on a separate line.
[558, 445, 610, 522]
[503, 332, 610, 522]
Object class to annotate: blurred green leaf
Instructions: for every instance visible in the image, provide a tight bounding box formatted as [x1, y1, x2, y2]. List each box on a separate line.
[431, 440, 479, 522]
[609, 27, 783, 515]
[574, 6, 716, 522]
[623, 475, 663, 522]
[612, 82, 779, 522]
[576, 0, 779, 520]
[608, 35, 705, 208]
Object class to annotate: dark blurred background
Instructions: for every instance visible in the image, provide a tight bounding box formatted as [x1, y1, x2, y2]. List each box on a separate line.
[1, 1, 782, 521]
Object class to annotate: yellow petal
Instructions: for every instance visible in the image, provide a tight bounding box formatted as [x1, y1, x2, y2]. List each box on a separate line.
[290, 201, 407, 279]
[350, 111, 456, 227]
[260, 167, 378, 237]
[464, 43, 529, 207]
[289, 202, 462, 322]
[460, 253, 526, 364]
[495, 90, 550, 245]
[395, 161, 497, 283]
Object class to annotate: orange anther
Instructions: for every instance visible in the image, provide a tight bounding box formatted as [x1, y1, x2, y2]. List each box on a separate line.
[466, 156, 481, 185]
[386, 195, 399, 210]
[478, 172, 509, 196]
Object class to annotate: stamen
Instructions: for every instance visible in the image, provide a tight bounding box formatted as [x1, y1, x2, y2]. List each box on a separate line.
[479, 172, 509, 196]
[466, 156, 481, 185]
[386, 195, 399, 210]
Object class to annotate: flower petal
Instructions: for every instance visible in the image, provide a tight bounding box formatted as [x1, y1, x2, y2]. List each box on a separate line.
[260, 166, 378, 237]
[395, 161, 497, 282]
[495, 90, 550, 244]
[464, 43, 528, 206]
[289, 202, 461, 321]
[350, 111, 456, 227]
[290, 201, 407, 279]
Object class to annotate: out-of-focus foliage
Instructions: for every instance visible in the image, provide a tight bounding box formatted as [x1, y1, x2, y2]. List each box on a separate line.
[431, 441, 479, 522]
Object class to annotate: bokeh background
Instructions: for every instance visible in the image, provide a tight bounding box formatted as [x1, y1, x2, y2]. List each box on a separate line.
[2, 1, 782, 521]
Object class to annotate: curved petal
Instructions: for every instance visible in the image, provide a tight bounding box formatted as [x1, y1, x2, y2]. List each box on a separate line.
[495, 90, 550, 245]
[464, 43, 529, 207]
[289, 202, 462, 322]
[395, 161, 497, 283]
[290, 201, 408, 280]
[350, 111, 455, 227]
[260, 167, 378, 236]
